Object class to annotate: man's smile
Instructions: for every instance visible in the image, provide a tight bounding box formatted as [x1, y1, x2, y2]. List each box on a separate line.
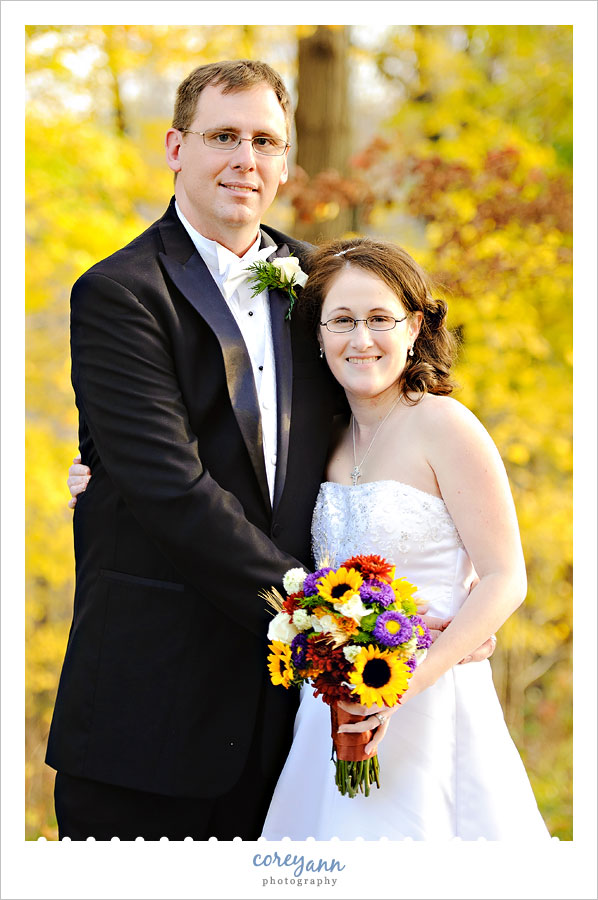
[220, 181, 258, 193]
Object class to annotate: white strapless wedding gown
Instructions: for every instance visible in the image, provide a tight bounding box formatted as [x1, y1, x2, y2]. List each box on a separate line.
[262, 481, 550, 841]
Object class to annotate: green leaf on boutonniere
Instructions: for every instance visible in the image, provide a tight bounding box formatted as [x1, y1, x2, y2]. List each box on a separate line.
[245, 255, 309, 321]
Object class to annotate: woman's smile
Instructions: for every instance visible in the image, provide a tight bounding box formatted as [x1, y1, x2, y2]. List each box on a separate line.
[346, 356, 382, 365]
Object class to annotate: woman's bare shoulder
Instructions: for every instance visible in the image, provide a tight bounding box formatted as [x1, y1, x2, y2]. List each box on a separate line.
[409, 393, 492, 450]
[410, 392, 477, 424]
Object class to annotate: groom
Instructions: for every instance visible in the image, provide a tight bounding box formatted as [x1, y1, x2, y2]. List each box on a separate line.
[47, 58, 494, 841]
[45, 59, 341, 840]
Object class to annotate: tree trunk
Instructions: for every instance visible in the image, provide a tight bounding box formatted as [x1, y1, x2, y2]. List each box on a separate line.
[103, 26, 127, 137]
[294, 25, 352, 242]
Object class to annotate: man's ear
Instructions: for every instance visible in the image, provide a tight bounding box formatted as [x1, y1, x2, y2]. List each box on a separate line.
[279, 147, 289, 185]
[165, 128, 183, 173]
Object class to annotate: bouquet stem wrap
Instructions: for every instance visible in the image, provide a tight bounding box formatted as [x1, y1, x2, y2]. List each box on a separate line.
[331, 705, 381, 798]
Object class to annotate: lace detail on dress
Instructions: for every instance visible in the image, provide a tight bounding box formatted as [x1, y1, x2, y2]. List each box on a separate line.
[311, 480, 464, 569]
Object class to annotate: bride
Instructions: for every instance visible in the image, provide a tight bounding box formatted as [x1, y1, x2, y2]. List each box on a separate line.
[67, 237, 550, 841]
[261, 238, 550, 841]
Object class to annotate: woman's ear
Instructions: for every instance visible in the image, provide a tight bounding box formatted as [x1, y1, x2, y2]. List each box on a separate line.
[410, 311, 424, 342]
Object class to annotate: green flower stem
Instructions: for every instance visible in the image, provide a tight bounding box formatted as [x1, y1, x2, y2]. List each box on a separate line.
[334, 756, 381, 798]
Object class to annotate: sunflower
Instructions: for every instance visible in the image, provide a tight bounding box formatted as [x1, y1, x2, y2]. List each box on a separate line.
[317, 567, 363, 605]
[348, 645, 412, 706]
[267, 641, 294, 689]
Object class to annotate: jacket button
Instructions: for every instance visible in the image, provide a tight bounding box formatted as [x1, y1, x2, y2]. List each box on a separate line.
[272, 523, 281, 537]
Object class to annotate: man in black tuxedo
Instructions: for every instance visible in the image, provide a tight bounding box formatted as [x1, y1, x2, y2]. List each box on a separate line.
[45, 59, 340, 840]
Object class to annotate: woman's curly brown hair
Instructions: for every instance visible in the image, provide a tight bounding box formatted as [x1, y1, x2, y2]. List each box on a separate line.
[299, 237, 458, 399]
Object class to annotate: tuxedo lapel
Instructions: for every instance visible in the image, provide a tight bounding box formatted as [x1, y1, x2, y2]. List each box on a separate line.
[158, 215, 271, 513]
[263, 238, 294, 512]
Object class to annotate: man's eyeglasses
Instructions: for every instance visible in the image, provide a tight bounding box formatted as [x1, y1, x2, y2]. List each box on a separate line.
[320, 315, 408, 333]
[180, 129, 290, 157]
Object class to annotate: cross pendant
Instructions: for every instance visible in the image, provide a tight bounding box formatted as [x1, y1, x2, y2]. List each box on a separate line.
[350, 466, 361, 486]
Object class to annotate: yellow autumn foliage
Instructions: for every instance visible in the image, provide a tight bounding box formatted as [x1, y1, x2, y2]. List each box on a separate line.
[25, 23, 573, 840]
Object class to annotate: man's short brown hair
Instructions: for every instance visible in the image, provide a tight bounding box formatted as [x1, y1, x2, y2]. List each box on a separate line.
[172, 59, 293, 136]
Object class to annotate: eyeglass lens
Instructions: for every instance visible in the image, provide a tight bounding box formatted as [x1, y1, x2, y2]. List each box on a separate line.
[203, 130, 287, 156]
[324, 316, 404, 332]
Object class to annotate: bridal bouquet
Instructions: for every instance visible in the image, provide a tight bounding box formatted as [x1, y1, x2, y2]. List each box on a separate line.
[263, 554, 431, 798]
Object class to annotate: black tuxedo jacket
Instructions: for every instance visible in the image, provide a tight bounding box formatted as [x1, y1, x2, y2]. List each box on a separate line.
[45, 198, 340, 798]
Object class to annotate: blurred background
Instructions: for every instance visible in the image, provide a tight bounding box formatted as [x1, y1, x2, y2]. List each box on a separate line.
[25, 23, 572, 840]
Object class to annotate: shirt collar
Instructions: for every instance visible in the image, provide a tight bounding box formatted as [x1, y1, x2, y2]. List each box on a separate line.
[175, 201, 262, 277]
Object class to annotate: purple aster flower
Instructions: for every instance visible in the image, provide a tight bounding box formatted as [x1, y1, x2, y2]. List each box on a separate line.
[373, 611, 413, 647]
[303, 567, 332, 597]
[411, 615, 432, 649]
[359, 579, 395, 607]
[290, 633, 308, 667]
[406, 655, 418, 672]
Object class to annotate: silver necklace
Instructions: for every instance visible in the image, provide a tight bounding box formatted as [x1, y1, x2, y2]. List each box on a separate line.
[351, 397, 401, 486]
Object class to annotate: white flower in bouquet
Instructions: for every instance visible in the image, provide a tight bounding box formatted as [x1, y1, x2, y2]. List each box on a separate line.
[292, 609, 312, 632]
[342, 644, 362, 664]
[415, 647, 428, 664]
[333, 593, 369, 624]
[267, 611, 299, 644]
[403, 634, 418, 656]
[271, 257, 308, 287]
[282, 567, 307, 595]
[310, 614, 347, 644]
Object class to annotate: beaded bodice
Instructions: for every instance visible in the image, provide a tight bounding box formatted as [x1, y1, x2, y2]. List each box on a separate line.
[311, 480, 473, 619]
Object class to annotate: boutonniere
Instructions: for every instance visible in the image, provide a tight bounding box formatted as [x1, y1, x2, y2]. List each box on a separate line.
[246, 255, 308, 321]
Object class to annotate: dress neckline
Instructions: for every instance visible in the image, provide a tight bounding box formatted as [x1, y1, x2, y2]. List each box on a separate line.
[320, 479, 446, 506]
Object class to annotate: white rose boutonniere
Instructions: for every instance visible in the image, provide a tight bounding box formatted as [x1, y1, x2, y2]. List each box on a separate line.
[245, 253, 308, 321]
[271, 256, 309, 287]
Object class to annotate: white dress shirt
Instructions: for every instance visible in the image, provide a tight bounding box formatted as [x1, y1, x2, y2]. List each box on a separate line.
[175, 202, 279, 503]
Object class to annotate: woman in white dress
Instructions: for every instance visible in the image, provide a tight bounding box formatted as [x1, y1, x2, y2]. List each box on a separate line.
[261, 238, 550, 841]
[66, 238, 550, 841]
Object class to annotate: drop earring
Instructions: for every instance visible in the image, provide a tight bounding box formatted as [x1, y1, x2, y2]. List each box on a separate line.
[408, 346, 414, 357]
[319, 347, 325, 359]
